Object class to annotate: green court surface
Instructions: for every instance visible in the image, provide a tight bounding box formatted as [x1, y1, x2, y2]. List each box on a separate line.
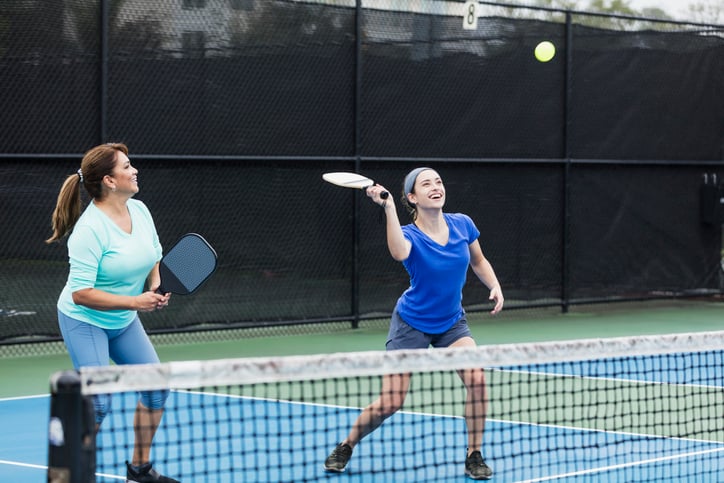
[1, 298, 723, 399]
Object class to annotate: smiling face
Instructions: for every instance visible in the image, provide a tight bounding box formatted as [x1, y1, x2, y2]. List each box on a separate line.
[105, 151, 139, 196]
[408, 169, 445, 209]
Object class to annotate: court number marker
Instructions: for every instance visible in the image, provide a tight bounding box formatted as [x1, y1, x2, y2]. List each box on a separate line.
[463, 1, 478, 30]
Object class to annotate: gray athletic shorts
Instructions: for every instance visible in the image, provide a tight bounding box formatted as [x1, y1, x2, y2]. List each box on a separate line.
[386, 310, 472, 350]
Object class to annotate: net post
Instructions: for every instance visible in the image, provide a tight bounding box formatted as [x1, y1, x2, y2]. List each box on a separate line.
[48, 370, 96, 483]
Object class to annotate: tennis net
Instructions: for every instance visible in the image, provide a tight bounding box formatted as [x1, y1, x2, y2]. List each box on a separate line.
[48, 330, 724, 482]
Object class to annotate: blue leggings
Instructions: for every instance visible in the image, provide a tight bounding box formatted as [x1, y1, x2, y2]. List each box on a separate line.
[58, 311, 169, 424]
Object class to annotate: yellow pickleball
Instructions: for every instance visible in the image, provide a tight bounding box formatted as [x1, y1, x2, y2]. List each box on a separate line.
[534, 41, 555, 62]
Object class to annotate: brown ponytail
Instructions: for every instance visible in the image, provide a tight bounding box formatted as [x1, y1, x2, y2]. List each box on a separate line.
[45, 173, 83, 243]
[45, 143, 128, 243]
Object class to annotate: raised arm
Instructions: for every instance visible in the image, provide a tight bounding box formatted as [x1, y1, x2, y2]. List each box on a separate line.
[366, 185, 411, 262]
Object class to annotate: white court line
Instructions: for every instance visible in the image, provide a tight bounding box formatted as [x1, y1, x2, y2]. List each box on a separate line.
[0, 460, 125, 482]
[498, 367, 724, 391]
[94, 472, 124, 480]
[515, 446, 724, 482]
[7, 391, 723, 481]
[0, 459, 47, 471]
[0, 393, 48, 401]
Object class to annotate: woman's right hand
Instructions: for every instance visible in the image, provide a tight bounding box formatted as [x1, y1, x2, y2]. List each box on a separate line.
[366, 184, 392, 207]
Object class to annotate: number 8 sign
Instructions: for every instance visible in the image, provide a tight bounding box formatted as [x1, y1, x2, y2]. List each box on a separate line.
[463, 1, 478, 30]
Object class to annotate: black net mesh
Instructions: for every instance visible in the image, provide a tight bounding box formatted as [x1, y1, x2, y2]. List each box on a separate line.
[1, 1, 722, 343]
[47, 331, 724, 481]
[360, 13, 567, 158]
[105, 2, 356, 156]
[569, 21, 724, 160]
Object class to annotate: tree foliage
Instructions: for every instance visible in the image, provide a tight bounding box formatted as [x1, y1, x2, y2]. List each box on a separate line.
[527, 0, 722, 24]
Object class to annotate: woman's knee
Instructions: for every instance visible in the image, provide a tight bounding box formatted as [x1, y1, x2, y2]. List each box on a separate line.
[139, 389, 169, 410]
[375, 393, 405, 417]
[462, 368, 487, 392]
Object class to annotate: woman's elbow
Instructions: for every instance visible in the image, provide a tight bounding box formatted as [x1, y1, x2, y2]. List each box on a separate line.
[71, 289, 91, 305]
[389, 249, 409, 262]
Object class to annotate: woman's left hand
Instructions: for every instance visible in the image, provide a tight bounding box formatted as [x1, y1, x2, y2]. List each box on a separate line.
[148, 284, 171, 310]
[155, 292, 171, 310]
[489, 286, 504, 315]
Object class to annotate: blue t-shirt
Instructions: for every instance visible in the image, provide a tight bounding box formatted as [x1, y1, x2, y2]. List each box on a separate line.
[395, 213, 480, 334]
[57, 199, 163, 329]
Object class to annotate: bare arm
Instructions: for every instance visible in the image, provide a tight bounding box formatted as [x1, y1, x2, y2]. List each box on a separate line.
[469, 239, 504, 314]
[146, 261, 162, 292]
[366, 185, 411, 261]
[72, 262, 169, 312]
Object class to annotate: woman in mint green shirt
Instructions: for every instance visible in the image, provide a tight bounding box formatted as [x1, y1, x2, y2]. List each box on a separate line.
[46, 143, 178, 483]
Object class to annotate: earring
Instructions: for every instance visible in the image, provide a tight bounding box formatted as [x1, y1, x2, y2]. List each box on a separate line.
[111, 186, 116, 192]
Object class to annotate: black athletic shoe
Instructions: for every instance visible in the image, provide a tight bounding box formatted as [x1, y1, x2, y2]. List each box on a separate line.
[465, 451, 492, 480]
[324, 443, 353, 472]
[126, 461, 180, 483]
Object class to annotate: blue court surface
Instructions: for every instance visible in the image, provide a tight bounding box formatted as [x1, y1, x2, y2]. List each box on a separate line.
[3, 357, 724, 482]
[0, 395, 52, 481]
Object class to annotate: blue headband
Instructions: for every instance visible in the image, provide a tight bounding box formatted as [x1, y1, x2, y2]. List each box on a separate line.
[404, 167, 433, 196]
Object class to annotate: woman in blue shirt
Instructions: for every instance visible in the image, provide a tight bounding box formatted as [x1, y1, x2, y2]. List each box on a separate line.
[325, 167, 504, 480]
[46, 143, 178, 483]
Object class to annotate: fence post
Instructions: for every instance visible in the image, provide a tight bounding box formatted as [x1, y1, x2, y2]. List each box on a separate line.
[561, 11, 574, 314]
[99, 0, 109, 143]
[351, 0, 364, 329]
